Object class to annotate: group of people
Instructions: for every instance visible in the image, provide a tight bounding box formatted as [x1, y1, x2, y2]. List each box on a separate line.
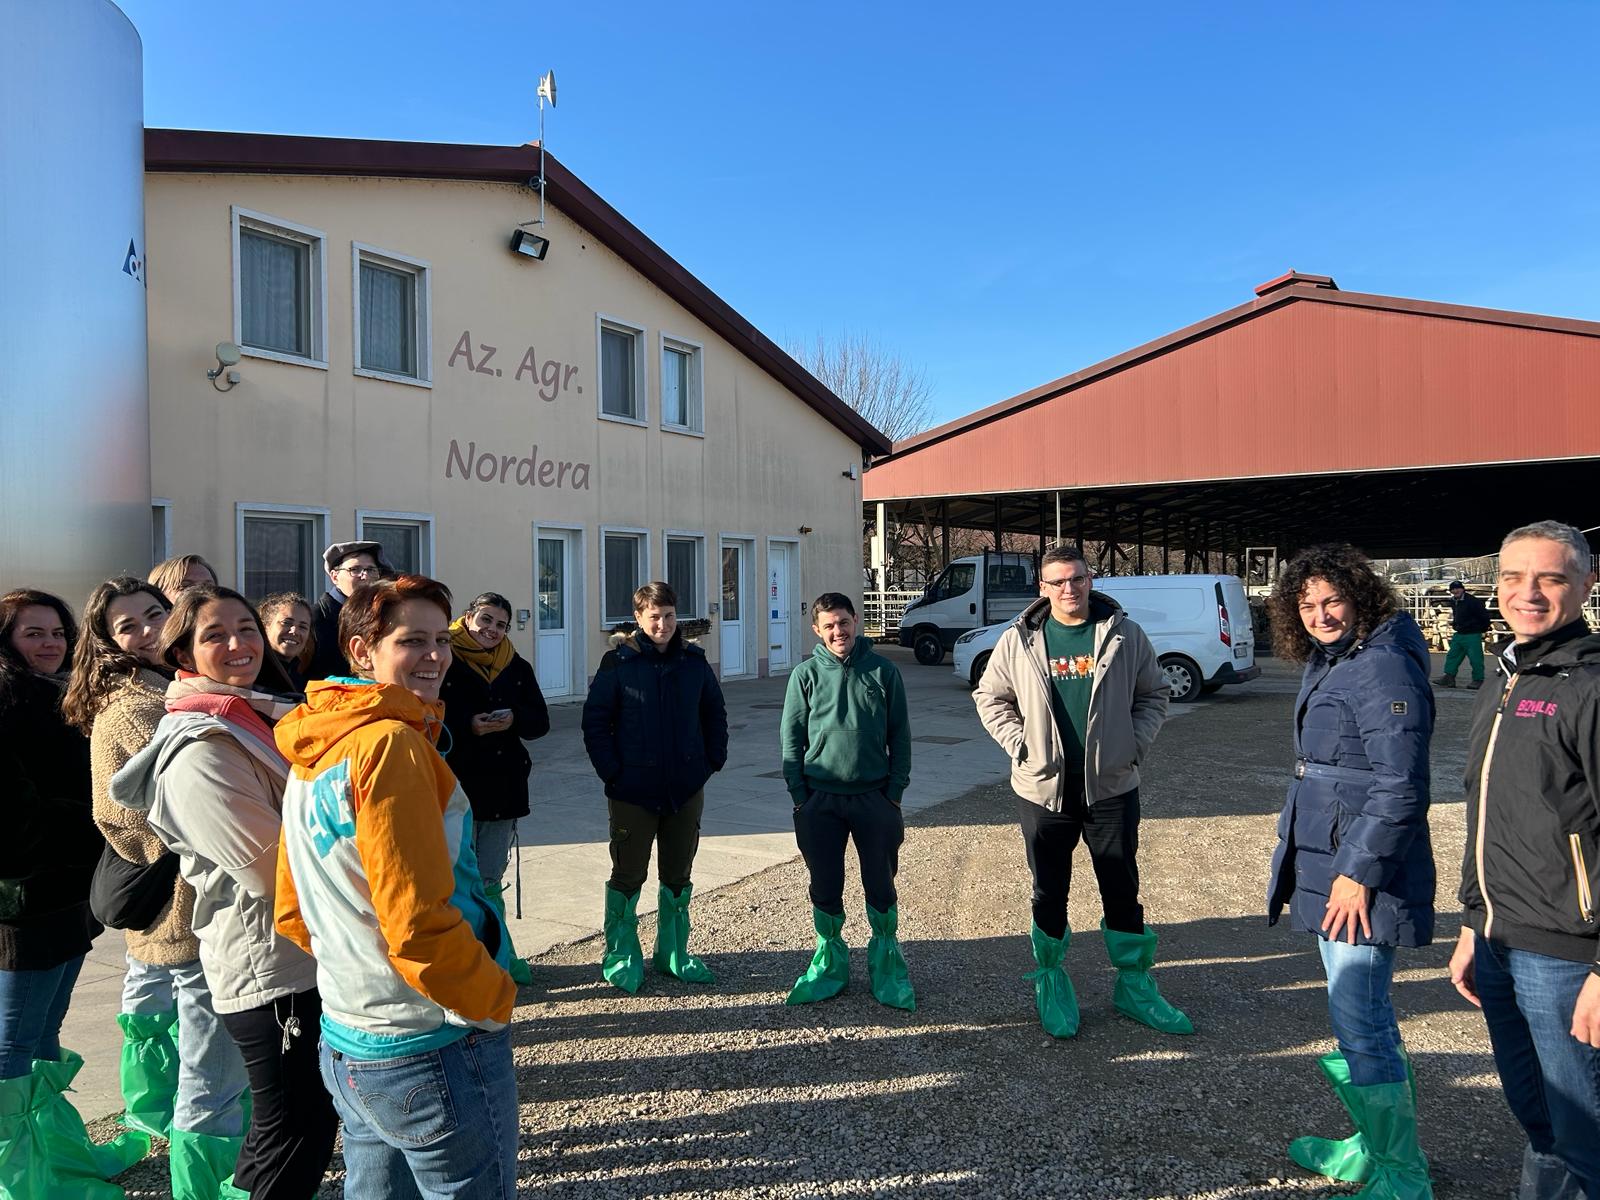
[2, 517, 1597, 1200]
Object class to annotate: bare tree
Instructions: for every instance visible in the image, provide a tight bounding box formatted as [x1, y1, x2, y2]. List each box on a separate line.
[786, 332, 934, 444]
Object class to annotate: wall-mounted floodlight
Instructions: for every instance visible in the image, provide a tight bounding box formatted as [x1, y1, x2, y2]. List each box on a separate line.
[842, 463, 860, 480]
[206, 341, 242, 392]
[510, 229, 551, 261]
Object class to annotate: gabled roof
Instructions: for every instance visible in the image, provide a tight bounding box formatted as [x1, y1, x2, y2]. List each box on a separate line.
[882, 274, 1600, 462]
[144, 128, 890, 455]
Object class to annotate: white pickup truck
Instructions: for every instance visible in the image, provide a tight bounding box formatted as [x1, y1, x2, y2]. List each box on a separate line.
[896, 552, 1037, 665]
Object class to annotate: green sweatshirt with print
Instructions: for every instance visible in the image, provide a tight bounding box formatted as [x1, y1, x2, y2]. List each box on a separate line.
[780, 637, 911, 807]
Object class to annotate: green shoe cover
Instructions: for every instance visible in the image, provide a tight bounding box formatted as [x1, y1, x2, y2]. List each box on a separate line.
[168, 1127, 248, 1200]
[1346, 1078, 1434, 1200]
[117, 1009, 179, 1139]
[1289, 1052, 1371, 1182]
[865, 905, 916, 1011]
[652, 883, 715, 984]
[483, 882, 534, 987]
[0, 1050, 151, 1199]
[1102, 921, 1194, 1035]
[786, 907, 848, 1005]
[601, 884, 645, 993]
[1024, 922, 1080, 1039]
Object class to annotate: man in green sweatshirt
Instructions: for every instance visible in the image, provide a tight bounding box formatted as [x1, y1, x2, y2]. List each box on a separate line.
[779, 592, 915, 1010]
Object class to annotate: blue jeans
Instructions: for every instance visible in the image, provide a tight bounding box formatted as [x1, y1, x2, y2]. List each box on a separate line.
[319, 1027, 518, 1199]
[125, 954, 248, 1136]
[1317, 936, 1406, 1086]
[0, 954, 85, 1078]
[1475, 935, 1600, 1196]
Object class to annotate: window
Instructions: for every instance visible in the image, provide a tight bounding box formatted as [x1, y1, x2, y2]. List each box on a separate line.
[660, 335, 704, 433]
[151, 500, 171, 565]
[597, 316, 646, 423]
[356, 510, 434, 576]
[601, 528, 649, 626]
[665, 533, 706, 617]
[934, 563, 975, 600]
[236, 504, 329, 600]
[353, 244, 431, 384]
[232, 207, 327, 366]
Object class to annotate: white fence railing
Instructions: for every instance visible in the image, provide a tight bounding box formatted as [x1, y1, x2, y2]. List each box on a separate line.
[1397, 582, 1600, 652]
[862, 590, 923, 639]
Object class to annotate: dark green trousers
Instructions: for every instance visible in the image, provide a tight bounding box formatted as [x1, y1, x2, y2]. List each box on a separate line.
[1443, 632, 1485, 682]
[606, 790, 704, 896]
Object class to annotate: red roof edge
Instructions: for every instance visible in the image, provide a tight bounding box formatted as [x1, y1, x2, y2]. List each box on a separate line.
[143, 128, 891, 456]
[874, 281, 1600, 464]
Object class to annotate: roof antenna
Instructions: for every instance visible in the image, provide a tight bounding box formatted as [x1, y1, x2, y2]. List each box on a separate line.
[526, 70, 557, 228]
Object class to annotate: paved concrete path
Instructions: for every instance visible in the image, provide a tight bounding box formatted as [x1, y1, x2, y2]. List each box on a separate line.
[61, 645, 1033, 1121]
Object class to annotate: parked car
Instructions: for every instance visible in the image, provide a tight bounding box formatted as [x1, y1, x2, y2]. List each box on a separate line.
[952, 573, 1259, 703]
[897, 551, 1037, 665]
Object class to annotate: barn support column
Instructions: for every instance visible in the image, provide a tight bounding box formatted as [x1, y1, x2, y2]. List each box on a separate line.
[940, 500, 949, 566]
[1036, 495, 1047, 556]
[870, 502, 887, 590]
[1136, 509, 1146, 574]
[1076, 499, 1087, 557]
[1054, 491, 1061, 546]
[993, 497, 1002, 551]
[1162, 513, 1171, 575]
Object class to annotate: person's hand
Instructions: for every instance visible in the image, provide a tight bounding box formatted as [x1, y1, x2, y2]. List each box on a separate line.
[1321, 874, 1372, 944]
[1449, 927, 1480, 1008]
[1571, 973, 1600, 1047]
[471, 712, 512, 736]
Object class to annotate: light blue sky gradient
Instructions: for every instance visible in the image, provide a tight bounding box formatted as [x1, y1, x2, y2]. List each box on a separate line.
[121, 1, 1600, 427]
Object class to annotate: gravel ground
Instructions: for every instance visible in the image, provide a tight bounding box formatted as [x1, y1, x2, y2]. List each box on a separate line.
[96, 667, 1523, 1198]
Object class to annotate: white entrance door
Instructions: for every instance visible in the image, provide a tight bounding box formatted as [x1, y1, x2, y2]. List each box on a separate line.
[535, 531, 576, 697]
[720, 541, 747, 677]
[768, 541, 794, 672]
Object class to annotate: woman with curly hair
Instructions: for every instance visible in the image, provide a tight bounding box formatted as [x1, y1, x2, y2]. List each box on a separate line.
[1266, 545, 1437, 1199]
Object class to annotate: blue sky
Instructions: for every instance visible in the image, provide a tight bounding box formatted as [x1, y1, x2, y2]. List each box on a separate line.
[121, 0, 1600, 428]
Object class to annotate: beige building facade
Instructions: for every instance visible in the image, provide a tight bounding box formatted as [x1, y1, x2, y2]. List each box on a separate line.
[142, 130, 887, 697]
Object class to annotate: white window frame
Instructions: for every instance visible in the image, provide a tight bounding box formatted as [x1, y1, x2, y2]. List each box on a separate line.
[659, 333, 705, 436]
[351, 242, 433, 387]
[355, 509, 435, 576]
[230, 206, 329, 369]
[663, 530, 708, 618]
[151, 498, 172, 565]
[234, 502, 331, 597]
[599, 525, 652, 627]
[595, 314, 648, 426]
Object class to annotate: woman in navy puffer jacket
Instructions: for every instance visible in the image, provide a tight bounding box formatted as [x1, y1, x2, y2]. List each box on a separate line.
[1266, 544, 1436, 1200]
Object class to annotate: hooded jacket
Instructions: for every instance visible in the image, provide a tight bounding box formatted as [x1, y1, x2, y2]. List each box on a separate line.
[110, 705, 317, 1013]
[273, 680, 515, 1060]
[779, 636, 911, 807]
[973, 593, 1168, 810]
[1267, 612, 1436, 947]
[1460, 621, 1600, 966]
[440, 648, 550, 823]
[581, 629, 728, 813]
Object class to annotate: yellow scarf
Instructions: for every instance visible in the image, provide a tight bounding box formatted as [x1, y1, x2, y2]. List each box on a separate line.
[449, 617, 515, 684]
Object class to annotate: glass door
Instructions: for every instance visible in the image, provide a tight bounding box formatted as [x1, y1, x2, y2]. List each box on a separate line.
[720, 542, 746, 677]
[536, 533, 572, 697]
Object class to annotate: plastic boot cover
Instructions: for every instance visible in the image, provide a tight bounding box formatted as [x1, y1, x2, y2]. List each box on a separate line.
[1346, 1080, 1434, 1200]
[1025, 922, 1080, 1039]
[1518, 1141, 1586, 1200]
[786, 907, 849, 1005]
[0, 1050, 151, 1200]
[652, 883, 715, 984]
[116, 1009, 179, 1139]
[483, 881, 534, 986]
[601, 884, 645, 994]
[1289, 1051, 1372, 1183]
[865, 905, 916, 1011]
[168, 1127, 248, 1200]
[1101, 921, 1194, 1035]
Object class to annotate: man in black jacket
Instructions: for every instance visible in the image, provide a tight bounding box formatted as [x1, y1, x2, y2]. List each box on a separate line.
[581, 581, 728, 993]
[306, 541, 391, 681]
[1436, 579, 1491, 689]
[1450, 520, 1600, 1198]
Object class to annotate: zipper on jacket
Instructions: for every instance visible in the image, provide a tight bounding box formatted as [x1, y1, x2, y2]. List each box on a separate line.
[1474, 676, 1518, 939]
[1570, 834, 1595, 924]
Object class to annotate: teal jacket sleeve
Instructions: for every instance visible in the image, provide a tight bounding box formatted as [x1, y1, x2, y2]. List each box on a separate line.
[779, 668, 811, 807]
[885, 665, 911, 804]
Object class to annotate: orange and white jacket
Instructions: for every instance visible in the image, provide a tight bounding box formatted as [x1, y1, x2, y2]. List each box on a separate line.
[274, 679, 515, 1060]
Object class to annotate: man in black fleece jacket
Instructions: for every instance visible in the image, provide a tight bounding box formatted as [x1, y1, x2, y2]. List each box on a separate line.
[1450, 521, 1600, 1198]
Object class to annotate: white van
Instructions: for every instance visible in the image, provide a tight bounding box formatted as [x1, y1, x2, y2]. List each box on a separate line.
[896, 551, 1037, 665]
[951, 573, 1259, 702]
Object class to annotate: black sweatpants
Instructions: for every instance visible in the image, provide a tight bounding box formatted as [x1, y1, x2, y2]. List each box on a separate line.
[608, 790, 704, 895]
[792, 787, 904, 915]
[217, 988, 338, 1200]
[1017, 789, 1144, 940]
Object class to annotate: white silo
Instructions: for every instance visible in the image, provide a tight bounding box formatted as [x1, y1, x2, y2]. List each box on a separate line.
[0, 0, 151, 611]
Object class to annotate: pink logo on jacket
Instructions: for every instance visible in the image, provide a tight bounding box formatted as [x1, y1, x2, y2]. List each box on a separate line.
[1514, 698, 1559, 718]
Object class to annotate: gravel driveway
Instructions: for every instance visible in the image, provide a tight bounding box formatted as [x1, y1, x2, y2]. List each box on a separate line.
[102, 665, 1524, 1198]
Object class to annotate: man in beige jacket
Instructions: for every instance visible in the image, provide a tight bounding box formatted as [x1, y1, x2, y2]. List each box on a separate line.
[974, 545, 1191, 1039]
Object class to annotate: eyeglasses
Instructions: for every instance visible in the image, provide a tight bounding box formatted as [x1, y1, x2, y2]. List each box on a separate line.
[1040, 576, 1090, 591]
[338, 564, 380, 578]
